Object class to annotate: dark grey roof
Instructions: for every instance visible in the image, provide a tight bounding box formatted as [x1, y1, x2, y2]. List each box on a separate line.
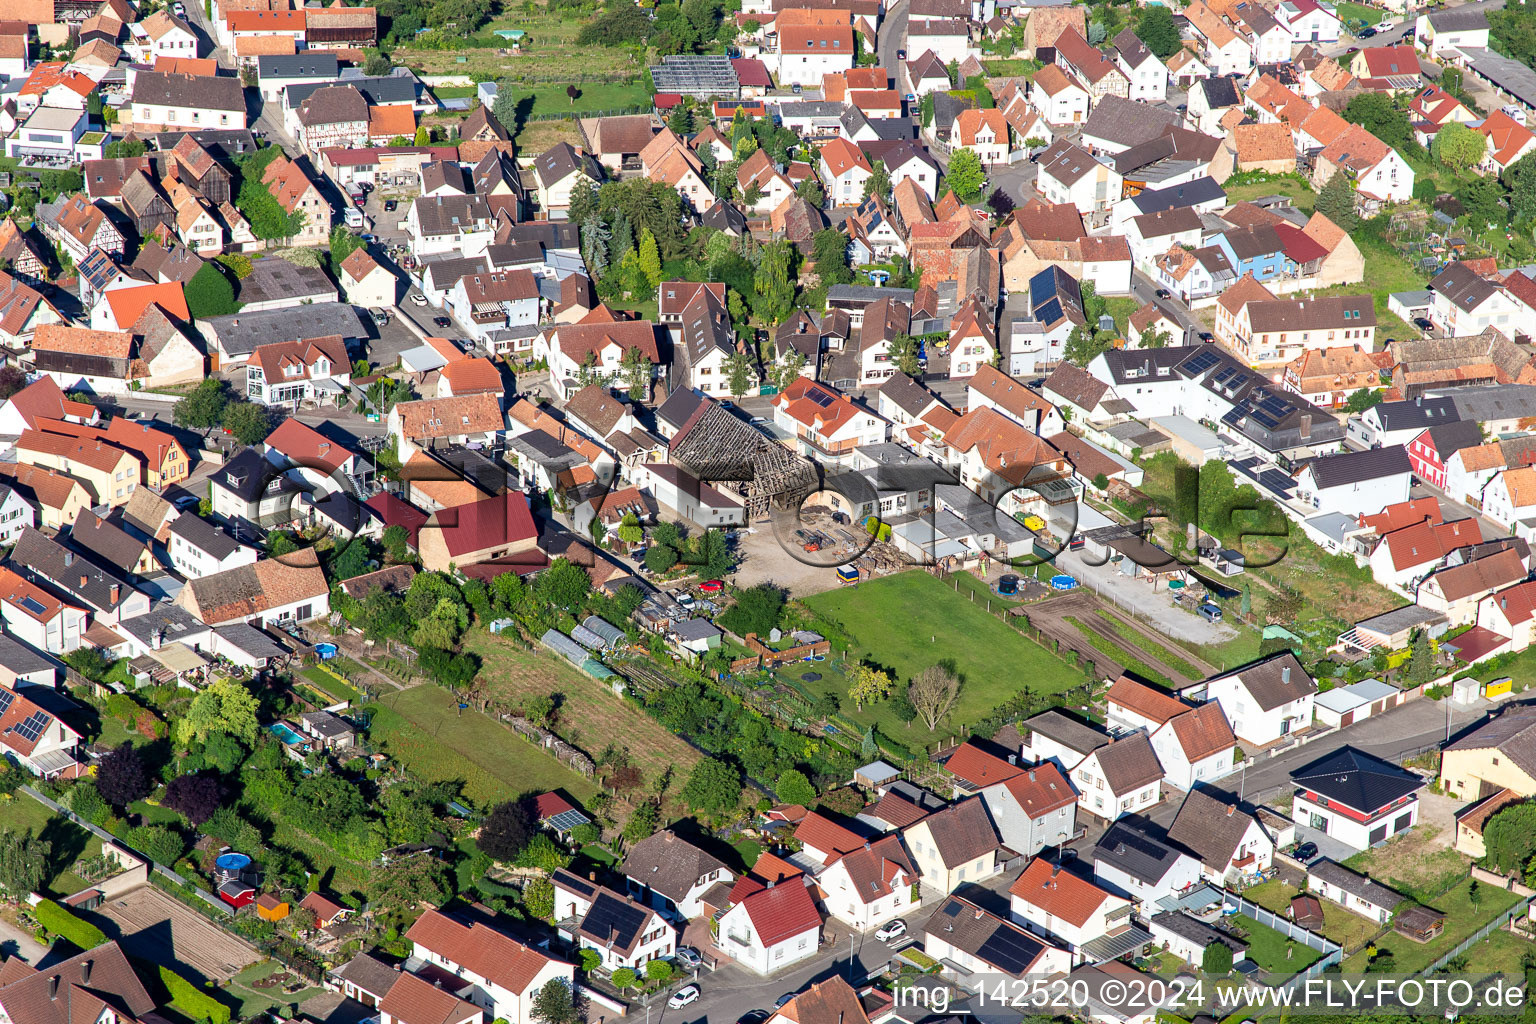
[1431, 262, 1500, 312]
[671, 617, 722, 642]
[330, 954, 400, 999]
[1130, 176, 1226, 215]
[423, 255, 490, 292]
[1426, 7, 1488, 31]
[67, 511, 148, 574]
[921, 896, 1051, 977]
[286, 74, 413, 108]
[1196, 75, 1240, 108]
[1081, 94, 1182, 149]
[1112, 26, 1153, 67]
[412, 194, 492, 238]
[1150, 911, 1247, 952]
[1206, 651, 1317, 710]
[1372, 396, 1459, 431]
[776, 100, 844, 118]
[1024, 710, 1109, 756]
[702, 199, 748, 235]
[210, 446, 300, 503]
[621, 830, 731, 902]
[532, 142, 601, 189]
[1100, 345, 1199, 385]
[827, 284, 917, 306]
[1093, 733, 1164, 793]
[1421, 419, 1484, 458]
[1302, 445, 1412, 489]
[9, 528, 139, 614]
[1095, 821, 1191, 885]
[1166, 787, 1263, 870]
[1308, 858, 1405, 909]
[200, 303, 367, 357]
[1290, 745, 1424, 812]
[0, 631, 56, 678]
[117, 602, 209, 648]
[213, 621, 288, 659]
[235, 257, 336, 306]
[1446, 384, 1536, 423]
[1037, 138, 1100, 186]
[656, 386, 710, 433]
[257, 54, 340, 79]
[168, 511, 242, 560]
[134, 70, 243, 112]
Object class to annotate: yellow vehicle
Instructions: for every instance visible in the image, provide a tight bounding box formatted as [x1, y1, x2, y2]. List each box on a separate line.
[1022, 514, 1046, 532]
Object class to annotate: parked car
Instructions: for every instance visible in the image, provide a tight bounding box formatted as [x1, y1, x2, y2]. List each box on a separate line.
[1197, 602, 1223, 623]
[1413, 316, 1435, 333]
[698, 580, 724, 593]
[876, 920, 907, 942]
[173, 494, 200, 511]
[737, 1012, 770, 1024]
[410, 293, 428, 306]
[775, 994, 797, 1009]
[1293, 841, 1319, 862]
[1359, 25, 1377, 36]
[1155, 288, 1171, 299]
[370, 308, 390, 326]
[668, 987, 701, 1009]
[897, 48, 906, 59]
[432, 316, 451, 328]
[675, 947, 703, 968]
[384, 199, 398, 212]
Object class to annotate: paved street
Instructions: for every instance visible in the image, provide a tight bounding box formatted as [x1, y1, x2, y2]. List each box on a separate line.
[877, 0, 909, 80]
[665, 917, 919, 1024]
[0, 917, 48, 965]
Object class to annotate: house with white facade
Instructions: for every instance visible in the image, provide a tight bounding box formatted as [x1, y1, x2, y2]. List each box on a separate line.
[621, 830, 735, 922]
[1149, 704, 1239, 789]
[1291, 746, 1423, 851]
[1071, 734, 1164, 821]
[550, 869, 675, 972]
[715, 880, 823, 975]
[1092, 820, 1203, 908]
[924, 894, 1074, 982]
[1187, 653, 1317, 748]
[1008, 856, 1136, 962]
[817, 835, 918, 930]
[404, 908, 574, 1024]
[1166, 786, 1277, 883]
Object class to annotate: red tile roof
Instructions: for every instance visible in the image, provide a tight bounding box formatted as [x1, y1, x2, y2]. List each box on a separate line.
[1105, 675, 1190, 725]
[1009, 857, 1118, 926]
[404, 908, 562, 997]
[105, 282, 188, 328]
[424, 492, 538, 559]
[794, 810, 868, 857]
[738, 878, 822, 946]
[944, 739, 1024, 788]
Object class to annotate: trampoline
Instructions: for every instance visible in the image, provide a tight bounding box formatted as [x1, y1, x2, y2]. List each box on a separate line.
[997, 574, 1019, 596]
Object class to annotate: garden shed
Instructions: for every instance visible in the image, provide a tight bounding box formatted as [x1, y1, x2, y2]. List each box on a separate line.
[1393, 904, 1446, 943]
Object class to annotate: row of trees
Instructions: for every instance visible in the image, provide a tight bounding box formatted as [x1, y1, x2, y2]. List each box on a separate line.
[171, 378, 273, 445]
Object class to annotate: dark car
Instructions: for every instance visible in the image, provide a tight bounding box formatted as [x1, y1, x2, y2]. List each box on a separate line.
[384, 199, 398, 212]
[1346, 45, 1359, 53]
[775, 994, 796, 1010]
[1413, 317, 1434, 332]
[1293, 842, 1319, 862]
[738, 1013, 771, 1024]
[1155, 288, 1172, 299]
[897, 48, 906, 59]
[1359, 25, 1377, 36]
[432, 316, 451, 328]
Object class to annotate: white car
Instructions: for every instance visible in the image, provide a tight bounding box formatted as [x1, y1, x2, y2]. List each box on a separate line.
[410, 293, 428, 306]
[668, 986, 701, 1009]
[876, 920, 907, 942]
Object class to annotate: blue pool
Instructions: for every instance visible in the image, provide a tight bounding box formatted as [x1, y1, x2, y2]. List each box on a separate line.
[315, 643, 337, 659]
[269, 722, 305, 745]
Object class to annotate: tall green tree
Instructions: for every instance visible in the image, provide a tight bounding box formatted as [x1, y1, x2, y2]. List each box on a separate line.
[1135, 4, 1182, 57]
[753, 240, 795, 324]
[1433, 121, 1486, 171]
[172, 378, 229, 429]
[637, 228, 663, 289]
[176, 679, 259, 747]
[888, 333, 921, 376]
[947, 148, 986, 203]
[1343, 92, 1411, 151]
[811, 227, 851, 286]
[1316, 171, 1359, 232]
[0, 829, 50, 897]
[680, 757, 743, 814]
[183, 263, 237, 318]
[724, 350, 754, 397]
[863, 159, 891, 201]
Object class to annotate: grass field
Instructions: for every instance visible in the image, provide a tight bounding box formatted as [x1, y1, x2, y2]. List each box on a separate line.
[1342, 825, 1471, 902]
[801, 570, 1083, 734]
[465, 632, 703, 802]
[372, 685, 600, 808]
[1067, 616, 1175, 687]
[1233, 915, 1324, 975]
[302, 665, 361, 703]
[1362, 882, 1523, 974]
[1338, 1, 1390, 28]
[1221, 176, 1319, 213]
[1242, 880, 1384, 951]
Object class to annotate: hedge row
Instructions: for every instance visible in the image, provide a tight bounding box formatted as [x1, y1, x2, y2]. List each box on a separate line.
[34, 899, 107, 951]
[158, 966, 231, 1024]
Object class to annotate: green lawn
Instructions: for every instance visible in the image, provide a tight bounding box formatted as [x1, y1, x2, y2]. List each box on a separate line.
[1222, 176, 1318, 213]
[301, 665, 361, 704]
[1362, 882, 1523, 975]
[1338, 1, 1390, 28]
[1242, 880, 1383, 952]
[733, 839, 762, 869]
[371, 685, 600, 808]
[981, 59, 1041, 78]
[800, 570, 1084, 735]
[227, 961, 325, 1021]
[2, 793, 104, 897]
[1232, 915, 1324, 975]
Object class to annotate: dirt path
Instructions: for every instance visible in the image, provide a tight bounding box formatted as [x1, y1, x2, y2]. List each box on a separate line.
[1024, 593, 1211, 688]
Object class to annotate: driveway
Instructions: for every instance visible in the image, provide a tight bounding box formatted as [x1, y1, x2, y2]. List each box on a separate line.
[0, 916, 47, 965]
[1048, 547, 1238, 647]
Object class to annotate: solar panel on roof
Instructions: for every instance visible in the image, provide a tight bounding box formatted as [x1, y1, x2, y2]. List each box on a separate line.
[546, 808, 591, 832]
[941, 901, 963, 917]
[808, 389, 835, 407]
[0, 690, 12, 717]
[19, 597, 45, 616]
[11, 711, 49, 743]
[975, 922, 1045, 975]
[1181, 349, 1219, 375]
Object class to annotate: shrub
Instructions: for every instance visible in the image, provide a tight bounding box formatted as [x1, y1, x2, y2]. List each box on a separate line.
[34, 899, 107, 951]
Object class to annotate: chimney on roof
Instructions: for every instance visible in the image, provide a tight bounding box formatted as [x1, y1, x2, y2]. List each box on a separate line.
[81, 960, 91, 985]
[80, 574, 87, 588]
[48, 976, 59, 1000]
[1282, 665, 1291, 684]
[110, 584, 119, 604]
[65, 551, 73, 567]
